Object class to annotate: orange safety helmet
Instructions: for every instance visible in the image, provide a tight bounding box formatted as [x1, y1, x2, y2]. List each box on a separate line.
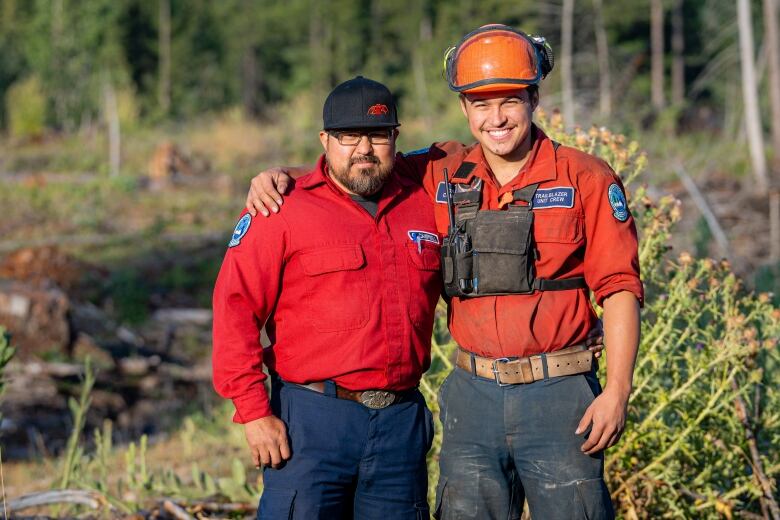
[444, 24, 554, 94]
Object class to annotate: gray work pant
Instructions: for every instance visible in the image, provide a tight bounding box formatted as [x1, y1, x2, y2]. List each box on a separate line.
[434, 365, 614, 520]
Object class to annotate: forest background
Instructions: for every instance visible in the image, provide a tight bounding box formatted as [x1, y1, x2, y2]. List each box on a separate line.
[1, 0, 780, 518]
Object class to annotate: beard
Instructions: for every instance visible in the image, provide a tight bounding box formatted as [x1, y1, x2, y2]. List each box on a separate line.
[328, 155, 393, 197]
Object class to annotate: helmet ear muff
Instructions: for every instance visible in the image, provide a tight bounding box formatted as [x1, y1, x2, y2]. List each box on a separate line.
[443, 46, 457, 87]
[530, 35, 554, 78]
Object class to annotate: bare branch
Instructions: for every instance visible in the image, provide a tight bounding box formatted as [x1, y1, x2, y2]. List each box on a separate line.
[6, 489, 107, 513]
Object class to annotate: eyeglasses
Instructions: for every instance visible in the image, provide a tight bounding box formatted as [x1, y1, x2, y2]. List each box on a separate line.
[329, 130, 393, 146]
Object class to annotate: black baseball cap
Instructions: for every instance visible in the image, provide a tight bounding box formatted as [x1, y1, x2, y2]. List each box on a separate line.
[323, 76, 400, 131]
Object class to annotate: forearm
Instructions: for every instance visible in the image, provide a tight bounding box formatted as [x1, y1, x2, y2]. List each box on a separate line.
[601, 291, 640, 399]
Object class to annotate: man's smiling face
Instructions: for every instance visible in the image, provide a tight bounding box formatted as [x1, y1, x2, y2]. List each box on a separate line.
[459, 88, 538, 162]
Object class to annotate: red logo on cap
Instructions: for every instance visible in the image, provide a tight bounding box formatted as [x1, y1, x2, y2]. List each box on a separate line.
[367, 104, 389, 115]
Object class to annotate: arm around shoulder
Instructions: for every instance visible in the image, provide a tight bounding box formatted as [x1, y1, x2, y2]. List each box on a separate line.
[246, 164, 313, 216]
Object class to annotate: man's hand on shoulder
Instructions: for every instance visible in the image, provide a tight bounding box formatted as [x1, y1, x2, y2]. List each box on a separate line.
[244, 415, 291, 469]
[246, 165, 312, 217]
[246, 167, 292, 217]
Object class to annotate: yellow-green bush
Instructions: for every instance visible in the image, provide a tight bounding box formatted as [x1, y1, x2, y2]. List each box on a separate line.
[0, 326, 15, 422]
[5, 75, 47, 140]
[116, 87, 140, 130]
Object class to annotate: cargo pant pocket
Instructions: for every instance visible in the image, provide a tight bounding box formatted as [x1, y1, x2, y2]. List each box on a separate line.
[416, 501, 430, 520]
[257, 488, 296, 520]
[574, 478, 614, 520]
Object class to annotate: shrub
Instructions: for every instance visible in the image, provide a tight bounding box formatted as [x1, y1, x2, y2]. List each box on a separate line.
[5, 75, 46, 140]
[0, 327, 15, 428]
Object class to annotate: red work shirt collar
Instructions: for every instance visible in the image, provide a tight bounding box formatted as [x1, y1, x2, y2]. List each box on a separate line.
[454, 125, 559, 191]
[297, 154, 405, 214]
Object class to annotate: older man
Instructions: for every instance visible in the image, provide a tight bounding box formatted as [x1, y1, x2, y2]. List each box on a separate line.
[212, 76, 441, 519]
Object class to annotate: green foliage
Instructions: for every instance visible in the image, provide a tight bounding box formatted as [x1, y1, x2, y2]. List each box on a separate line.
[51, 410, 260, 515]
[116, 86, 140, 129]
[5, 75, 46, 139]
[692, 215, 713, 258]
[0, 326, 16, 423]
[59, 357, 96, 490]
[754, 262, 780, 307]
[108, 270, 151, 325]
[0, 0, 765, 136]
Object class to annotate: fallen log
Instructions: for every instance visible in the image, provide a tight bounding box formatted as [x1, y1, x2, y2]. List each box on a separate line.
[162, 499, 194, 520]
[5, 489, 109, 513]
[188, 500, 255, 514]
[152, 309, 212, 326]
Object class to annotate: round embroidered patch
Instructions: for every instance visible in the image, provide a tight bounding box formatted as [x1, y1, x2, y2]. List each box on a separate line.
[608, 183, 629, 222]
[228, 214, 252, 247]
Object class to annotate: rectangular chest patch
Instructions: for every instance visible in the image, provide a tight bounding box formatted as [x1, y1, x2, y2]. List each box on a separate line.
[408, 230, 440, 245]
[435, 181, 453, 203]
[533, 187, 575, 209]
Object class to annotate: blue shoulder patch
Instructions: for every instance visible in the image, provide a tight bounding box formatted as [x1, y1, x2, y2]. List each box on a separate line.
[608, 183, 629, 222]
[228, 214, 252, 247]
[403, 147, 430, 157]
[532, 186, 575, 209]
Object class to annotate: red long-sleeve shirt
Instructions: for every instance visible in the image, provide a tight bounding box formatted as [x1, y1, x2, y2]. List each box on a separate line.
[395, 126, 644, 359]
[212, 156, 442, 423]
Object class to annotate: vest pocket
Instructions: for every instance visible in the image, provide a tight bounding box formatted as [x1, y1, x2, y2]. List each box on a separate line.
[299, 244, 369, 332]
[471, 210, 534, 294]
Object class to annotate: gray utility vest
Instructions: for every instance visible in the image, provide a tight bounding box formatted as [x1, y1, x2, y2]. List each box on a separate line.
[440, 148, 588, 298]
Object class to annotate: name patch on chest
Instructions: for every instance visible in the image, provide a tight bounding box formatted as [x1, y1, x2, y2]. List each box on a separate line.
[436, 178, 483, 203]
[435, 181, 454, 203]
[532, 187, 575, 209]
[408, 230, 440, 245]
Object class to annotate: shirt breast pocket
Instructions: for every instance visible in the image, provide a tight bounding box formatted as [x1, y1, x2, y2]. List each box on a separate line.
[299, 244, 369, 332]
[533, 212, 584, 244]
[405, 241, 441, 328]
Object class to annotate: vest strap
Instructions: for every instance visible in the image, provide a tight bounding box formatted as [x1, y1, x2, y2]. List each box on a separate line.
[533, 277, 588, 291]
[452, 161, 477, 180]
[455, 204, 479, 223]
[453, 190, 481, 205]
[512, 183, 540, 205]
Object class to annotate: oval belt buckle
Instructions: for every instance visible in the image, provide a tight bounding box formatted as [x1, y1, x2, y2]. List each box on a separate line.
[360, 390, 396, 409]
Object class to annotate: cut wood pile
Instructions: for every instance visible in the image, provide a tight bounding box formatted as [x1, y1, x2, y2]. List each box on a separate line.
[0, 245, 217, 461]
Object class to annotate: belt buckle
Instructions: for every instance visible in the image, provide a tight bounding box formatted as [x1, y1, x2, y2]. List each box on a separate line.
[491, 357, 512, 387]
[360, 390, 396, 409]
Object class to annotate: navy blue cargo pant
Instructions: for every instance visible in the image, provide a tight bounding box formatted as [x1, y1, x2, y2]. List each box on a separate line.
[257, 377, 434, 519]
[434, 365, 614, 520]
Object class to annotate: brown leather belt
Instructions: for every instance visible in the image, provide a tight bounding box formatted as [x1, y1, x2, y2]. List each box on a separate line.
[456, 344, 594, 386]
[297, 381, 412, 409]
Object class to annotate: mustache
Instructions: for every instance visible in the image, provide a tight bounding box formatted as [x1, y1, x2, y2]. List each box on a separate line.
[350, 155, 379, 166]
